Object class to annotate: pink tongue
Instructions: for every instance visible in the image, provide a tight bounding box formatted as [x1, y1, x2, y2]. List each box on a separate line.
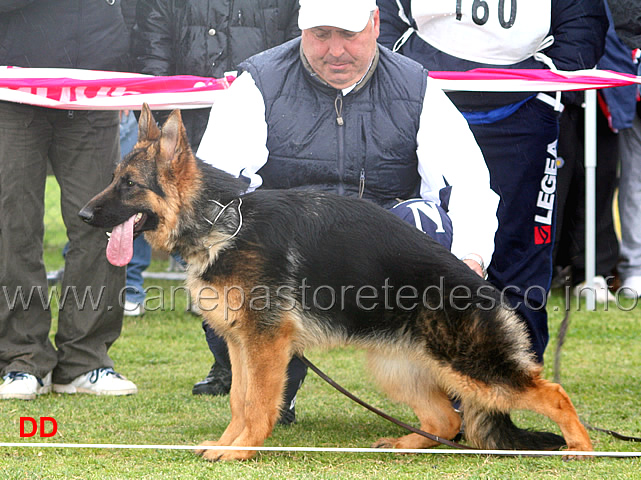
[106, 215, 136, 267]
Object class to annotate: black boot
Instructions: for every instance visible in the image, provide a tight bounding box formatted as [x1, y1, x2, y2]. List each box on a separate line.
[192, 363, 232, 396]
[276, 357, 308, 426]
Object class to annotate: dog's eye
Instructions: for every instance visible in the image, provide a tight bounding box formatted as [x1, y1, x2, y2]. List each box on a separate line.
[127, 180, 135, 187]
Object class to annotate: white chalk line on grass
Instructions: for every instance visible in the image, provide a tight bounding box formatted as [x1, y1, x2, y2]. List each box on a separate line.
[0, 443, 640, 457]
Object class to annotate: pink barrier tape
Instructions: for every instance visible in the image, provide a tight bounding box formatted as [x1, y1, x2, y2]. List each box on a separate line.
[1, 66, 640, 110]
[0, 66, 233, 110]
[428, 68, 641, 92]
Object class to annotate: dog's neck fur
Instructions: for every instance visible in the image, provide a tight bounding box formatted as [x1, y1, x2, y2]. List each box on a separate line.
[139, 106, 248, 274]
[173, 158, 247, 273]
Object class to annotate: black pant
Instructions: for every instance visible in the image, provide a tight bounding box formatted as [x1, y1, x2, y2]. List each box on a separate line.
[555, 102, 620, 284]
[467, 96, 560, 363]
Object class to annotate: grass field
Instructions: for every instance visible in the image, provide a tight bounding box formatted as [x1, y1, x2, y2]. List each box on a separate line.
[1, 177, 640, 479]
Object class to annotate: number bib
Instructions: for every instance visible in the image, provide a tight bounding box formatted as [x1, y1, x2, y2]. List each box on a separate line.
[410, 0, 552, 65]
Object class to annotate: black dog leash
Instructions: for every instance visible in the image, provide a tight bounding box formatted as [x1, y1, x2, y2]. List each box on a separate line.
[301, 355, 566, 457]
[299, 355, 474, 450]
[583, 422, 641, 443]
[302, 354, 641, 454]
[553, 279, 641, 444]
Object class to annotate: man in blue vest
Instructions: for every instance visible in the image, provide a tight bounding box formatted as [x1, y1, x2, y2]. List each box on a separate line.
[195, 0, 499, 422]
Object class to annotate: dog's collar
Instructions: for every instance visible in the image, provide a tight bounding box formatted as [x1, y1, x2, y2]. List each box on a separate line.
[202, 197, 243, 249]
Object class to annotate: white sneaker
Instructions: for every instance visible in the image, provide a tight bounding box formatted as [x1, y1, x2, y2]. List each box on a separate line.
[0, 372, 51, 400]
[53, 368, 138, 396]
[124, 300, 144, 316]
[573, 276, 616, 303]
[619, 275, 641, 298]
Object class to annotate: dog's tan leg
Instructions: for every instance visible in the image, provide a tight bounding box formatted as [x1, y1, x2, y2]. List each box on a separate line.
[367, 352, 461, 450]
[196, 339, 248, 460]
[372, 388, 461, 450]
[200, 329, 293, 461]
[516, 377, 593, 458]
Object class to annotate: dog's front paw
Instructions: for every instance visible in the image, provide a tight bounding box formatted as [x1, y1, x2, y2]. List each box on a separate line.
[561, 447, 594, 461]
[194, 440, 220, 459]
[562, 439, 593, 461]
[195, 440, 256, 461]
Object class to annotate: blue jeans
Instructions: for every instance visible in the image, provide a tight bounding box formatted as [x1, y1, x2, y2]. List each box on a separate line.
[118, 111, 152, 305]
[125, 236, 152, 304]
[618, 114, 641, 281]
[119, 111, 138, 158]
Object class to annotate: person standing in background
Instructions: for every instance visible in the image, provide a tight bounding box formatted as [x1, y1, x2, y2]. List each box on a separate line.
[0, 0, 137, 399]
[132, 0, 301, 150]
[378, 0, 608, 362]
[609, 0, 641, 298]
[119, 109, 153, 317]
[554, 0, 637, 304]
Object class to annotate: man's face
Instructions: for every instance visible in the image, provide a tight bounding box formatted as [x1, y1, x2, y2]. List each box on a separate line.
[301, 9, 380, 89]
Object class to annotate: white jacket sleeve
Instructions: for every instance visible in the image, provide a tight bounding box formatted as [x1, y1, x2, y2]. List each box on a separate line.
[417, 78, 499, 266]
[196, 72, 268, 191]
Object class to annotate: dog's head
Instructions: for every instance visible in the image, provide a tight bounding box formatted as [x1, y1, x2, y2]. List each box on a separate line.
[79, 103, 201, 266]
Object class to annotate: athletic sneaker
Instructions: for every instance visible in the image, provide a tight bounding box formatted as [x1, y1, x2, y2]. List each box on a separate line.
[620, 275, 641, 298]
[0, 372, 52, 400]
[124, 300, 145, 316]
[53, 368, 138, 396]
[573, 276, 616, 303]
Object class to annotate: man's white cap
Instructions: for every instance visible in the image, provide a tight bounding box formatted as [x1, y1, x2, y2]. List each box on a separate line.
[298, 0, 378, 33]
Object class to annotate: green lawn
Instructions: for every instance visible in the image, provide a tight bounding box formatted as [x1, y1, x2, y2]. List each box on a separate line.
[1, 177, 640, 479]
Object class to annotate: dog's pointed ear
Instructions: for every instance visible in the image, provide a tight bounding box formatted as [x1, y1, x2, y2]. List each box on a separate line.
[138, 103, 161, 142]
[159, 109, 189, 163]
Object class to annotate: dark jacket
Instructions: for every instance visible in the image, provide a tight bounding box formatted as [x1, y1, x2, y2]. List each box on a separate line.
[240, 38, 428, 208]
[378, 0, 608, 110]
[132, 0, 300, 148]
[609, 0, 641, 49]
[598, 0, 637, 131]
[0, 0, 130, 72]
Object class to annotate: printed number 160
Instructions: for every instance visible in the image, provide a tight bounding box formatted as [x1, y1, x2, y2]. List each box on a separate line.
[456, 0, 517, 29]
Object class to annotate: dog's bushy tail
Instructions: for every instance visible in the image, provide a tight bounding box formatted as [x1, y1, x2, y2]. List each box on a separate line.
[463, 406, 566, 451]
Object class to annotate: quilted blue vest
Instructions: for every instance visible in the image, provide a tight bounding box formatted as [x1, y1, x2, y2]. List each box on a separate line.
[240, 38, 428, 208]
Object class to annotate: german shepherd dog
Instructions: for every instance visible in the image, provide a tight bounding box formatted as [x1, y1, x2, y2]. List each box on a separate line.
[80, 104, 592, 461]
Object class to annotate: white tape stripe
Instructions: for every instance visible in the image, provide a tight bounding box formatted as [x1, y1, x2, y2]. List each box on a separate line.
[0, 443, 639, 457]
[0, 89, 228, 111]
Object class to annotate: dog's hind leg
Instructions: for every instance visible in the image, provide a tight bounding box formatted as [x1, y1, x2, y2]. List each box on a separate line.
[514, 377, 592, 457]
[199, 325, 294, 461]
[460, 373, 591, 457]
[367, 353, 461, 450]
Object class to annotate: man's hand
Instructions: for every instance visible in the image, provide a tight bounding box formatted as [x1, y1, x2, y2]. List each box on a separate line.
[461, 253, 486, 278]
[463, 258, 484, 277]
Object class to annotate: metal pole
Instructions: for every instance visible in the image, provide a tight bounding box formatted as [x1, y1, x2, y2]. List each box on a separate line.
[584, 89, 597, 310]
